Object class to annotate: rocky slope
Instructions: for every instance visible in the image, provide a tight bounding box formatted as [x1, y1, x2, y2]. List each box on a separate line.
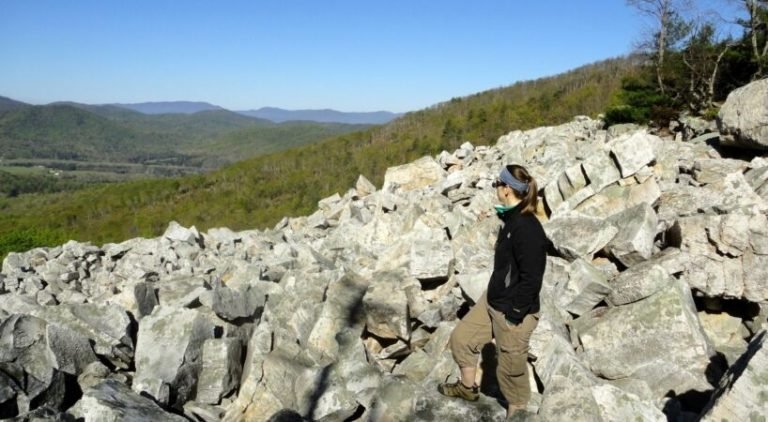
[1, 79, 768, 421]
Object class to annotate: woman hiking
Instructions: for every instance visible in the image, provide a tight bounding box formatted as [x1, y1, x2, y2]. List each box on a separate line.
[438, 164, 549, 419]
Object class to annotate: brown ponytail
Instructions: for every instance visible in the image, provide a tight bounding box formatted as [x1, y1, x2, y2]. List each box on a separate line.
[507, 164, 538, 214]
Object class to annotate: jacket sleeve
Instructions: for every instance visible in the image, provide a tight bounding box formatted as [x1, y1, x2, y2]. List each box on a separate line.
[507, 220, 547, 319]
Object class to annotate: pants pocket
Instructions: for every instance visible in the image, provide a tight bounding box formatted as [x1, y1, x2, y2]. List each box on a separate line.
[498, 349, 527, 377]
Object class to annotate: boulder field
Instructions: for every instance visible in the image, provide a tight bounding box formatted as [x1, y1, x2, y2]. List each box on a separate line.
[2, 79, 768, 421]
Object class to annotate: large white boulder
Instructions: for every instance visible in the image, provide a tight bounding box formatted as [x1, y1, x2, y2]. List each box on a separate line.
[717, 78, 768, 149]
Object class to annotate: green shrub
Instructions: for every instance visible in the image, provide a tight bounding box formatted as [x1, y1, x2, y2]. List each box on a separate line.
[701, 106, 720, 121]
[604, 105, 646, 126]
[0, 227, 68, 262]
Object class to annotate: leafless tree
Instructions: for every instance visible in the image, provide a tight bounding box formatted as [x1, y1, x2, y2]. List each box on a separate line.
[680, 22, 735, 109]
[627, 0, 694, 93]
[740, 0, 768, 77]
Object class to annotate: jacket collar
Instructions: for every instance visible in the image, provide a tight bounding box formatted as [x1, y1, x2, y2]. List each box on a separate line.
[495, 202, 523, 221]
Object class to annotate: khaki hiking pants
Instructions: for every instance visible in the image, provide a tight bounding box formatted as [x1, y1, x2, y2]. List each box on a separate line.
[449, 291, 539, 407]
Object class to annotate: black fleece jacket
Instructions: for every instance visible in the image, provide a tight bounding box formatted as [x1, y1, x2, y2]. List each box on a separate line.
[486, 204, 549, 322]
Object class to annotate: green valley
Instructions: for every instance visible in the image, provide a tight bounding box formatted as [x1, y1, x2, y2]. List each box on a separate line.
[0, 102, 369, 197]
[0, 57, 637, 257]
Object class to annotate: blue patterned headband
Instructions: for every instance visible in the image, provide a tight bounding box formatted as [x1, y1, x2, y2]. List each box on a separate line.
[499, 167, 529, 193]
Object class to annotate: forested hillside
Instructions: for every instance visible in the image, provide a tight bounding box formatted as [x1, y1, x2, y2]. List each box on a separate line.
[0, 105, 174, 162]
[0, 56, 638, 257]
[0, 104, 363, 165]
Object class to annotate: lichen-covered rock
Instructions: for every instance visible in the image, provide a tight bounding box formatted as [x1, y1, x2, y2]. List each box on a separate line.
[578, 279, 713, 380]
[607, 264, 671, 306]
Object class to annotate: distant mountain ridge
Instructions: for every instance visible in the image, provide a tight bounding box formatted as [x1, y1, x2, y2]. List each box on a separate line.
[110, 101, 224, 115]
[236, 107, 402, 124]
[0, 102, 368, 167]
[0, 96, 30, 113]
[0, 97, 401, 124]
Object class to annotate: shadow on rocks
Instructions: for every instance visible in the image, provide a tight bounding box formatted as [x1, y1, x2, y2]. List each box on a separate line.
[302, 272, 369, 420]
[267, 408, 306, 422]
[661, 351, 732, 421]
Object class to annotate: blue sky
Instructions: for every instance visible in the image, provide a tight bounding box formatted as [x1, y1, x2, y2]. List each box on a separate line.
[2, 1, 654, 112]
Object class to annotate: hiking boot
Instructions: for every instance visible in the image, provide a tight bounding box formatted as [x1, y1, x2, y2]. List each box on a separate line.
[437, 380, 479, 401]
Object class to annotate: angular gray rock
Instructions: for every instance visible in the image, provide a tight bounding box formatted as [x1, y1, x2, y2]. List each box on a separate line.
[133, 282, 158, 319]
[382, 156, 446, 192]
[355, 174, 377, 197]
[0, 313, 97, 413]
[605, 202, 658, 266]
[184, 402, 227, 422]
[196, 338, 243, 405]
[362, 271, 410, 340]
[704, 172, 768, 214]
[591, 384, 665, 421]
[717, 77, 768, 150]
[368, 376, 506, 421]
[133, 306, 216, 408]
[582, 151, 623, 193]
[693, 158, 749, 184]
[409, 235, 454, 281]
[0, 297, 133, 369]
[163, 220, 200, 245]
[554, 258, 611, 316]
[607, 264, 672, 306]
[208, 284, 265, 322]
[578, 279, 713, 380]
[305, 271, 370, 364]
[701, 330, 768, 421]
[698, 311, 748, 366]
[573, 178, 661, 220]
[544, 215, 618, 260]
[675, 214, 768, 302]
[627, 359, 711, 404]
[76, 361, 112, 391]
[609, 131, 658, 177]
[456, 270, 491, 304]
[68, 379, 187, 421]
[539, 374, 602, 421]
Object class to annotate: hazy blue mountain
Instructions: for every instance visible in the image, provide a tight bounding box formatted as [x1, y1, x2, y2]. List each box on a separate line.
[111, 101, 225, 114]
[236, 107, 402, 124]
[0, 96, 31, 113]
[51, 101, 147, 119]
